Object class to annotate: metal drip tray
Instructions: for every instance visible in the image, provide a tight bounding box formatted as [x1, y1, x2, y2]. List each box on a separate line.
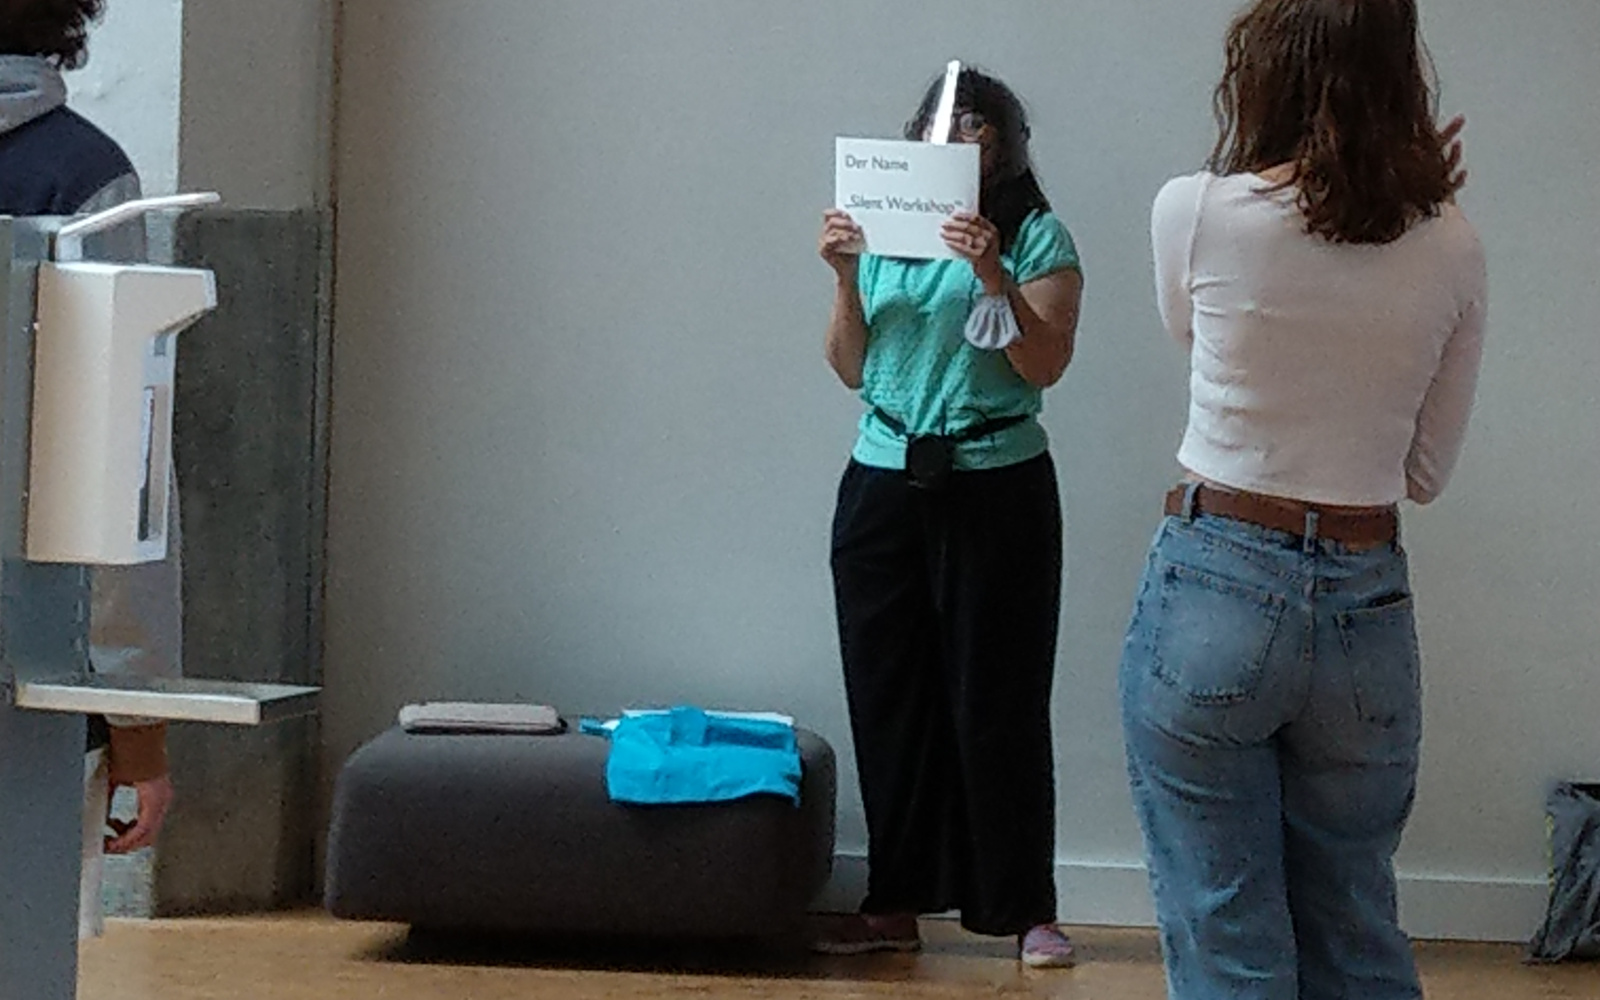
[12, 674, 318, 726]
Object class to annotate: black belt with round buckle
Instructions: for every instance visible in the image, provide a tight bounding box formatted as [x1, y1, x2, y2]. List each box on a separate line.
[874, 409, 1030, 491]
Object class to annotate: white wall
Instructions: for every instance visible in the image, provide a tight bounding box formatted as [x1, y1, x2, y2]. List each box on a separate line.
[1400, 0, 1600, 900]
[178, 0, 334, 209]
[66, 0, 184, 196]
[325, 0, 1600, 940]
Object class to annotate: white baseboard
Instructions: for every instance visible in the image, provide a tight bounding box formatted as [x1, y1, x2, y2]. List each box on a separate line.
[815, 853, 1547, 944]
[1395, 874, 1547, 944]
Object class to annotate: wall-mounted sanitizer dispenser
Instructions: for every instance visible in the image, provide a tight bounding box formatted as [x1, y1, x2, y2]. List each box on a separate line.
[27, 262, 216, 564]
[24, 194, 220, 566]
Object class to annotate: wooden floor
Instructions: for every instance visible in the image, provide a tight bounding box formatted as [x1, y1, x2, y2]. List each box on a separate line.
[79, 913, 1598, 1000]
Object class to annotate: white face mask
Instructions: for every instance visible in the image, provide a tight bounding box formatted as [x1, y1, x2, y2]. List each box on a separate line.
[964, 291, 1022, 351]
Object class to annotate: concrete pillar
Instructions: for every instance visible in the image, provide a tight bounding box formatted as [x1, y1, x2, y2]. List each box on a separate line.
[66, 0, 337, 916]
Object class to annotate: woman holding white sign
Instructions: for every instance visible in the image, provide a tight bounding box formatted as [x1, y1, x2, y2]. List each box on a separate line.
[816, 67, 1083, 967]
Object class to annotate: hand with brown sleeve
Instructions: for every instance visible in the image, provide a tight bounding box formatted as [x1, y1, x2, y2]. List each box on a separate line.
[104, 723, 174, 854]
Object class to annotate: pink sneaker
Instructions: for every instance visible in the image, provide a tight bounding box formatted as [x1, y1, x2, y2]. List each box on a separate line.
[1019, 923, 1076, 968]
[811, 913, 922, 956]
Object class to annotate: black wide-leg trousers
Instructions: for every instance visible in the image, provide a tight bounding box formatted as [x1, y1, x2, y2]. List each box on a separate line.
[830, 454, 1062, 936]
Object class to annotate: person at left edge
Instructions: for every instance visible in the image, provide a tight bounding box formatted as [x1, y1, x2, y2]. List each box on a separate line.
[0, 0, 182, 939]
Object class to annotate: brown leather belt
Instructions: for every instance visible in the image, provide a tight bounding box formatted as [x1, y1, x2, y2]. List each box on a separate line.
[1164, 484, 1397, 549]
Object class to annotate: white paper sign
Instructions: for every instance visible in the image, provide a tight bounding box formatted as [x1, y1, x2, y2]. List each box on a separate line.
[835, 137, 980, 260]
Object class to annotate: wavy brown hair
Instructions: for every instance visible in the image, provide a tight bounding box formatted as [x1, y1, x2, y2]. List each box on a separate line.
[0, 0, 105, 70]
[1209, 0, 1459, 245]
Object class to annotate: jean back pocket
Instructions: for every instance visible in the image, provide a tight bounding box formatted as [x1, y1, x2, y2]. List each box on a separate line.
[1334, 597, 1421, 727]
[1146, 562, 1288, 706]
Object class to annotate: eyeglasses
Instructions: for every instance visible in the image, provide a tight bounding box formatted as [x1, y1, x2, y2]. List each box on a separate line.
[953, 110, 988, 139]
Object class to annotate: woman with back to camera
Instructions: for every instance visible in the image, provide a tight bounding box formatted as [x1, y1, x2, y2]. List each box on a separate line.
[1119, 1, 1484, 997]
[814, 66, 1084, 968]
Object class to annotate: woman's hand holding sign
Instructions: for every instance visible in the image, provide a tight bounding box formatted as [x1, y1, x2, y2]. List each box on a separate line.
[942, 212, 1004, 293]
[820, 209, 865, 279]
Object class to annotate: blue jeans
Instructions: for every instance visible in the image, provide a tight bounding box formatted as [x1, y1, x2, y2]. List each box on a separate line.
[1120, 502, 1423, 1000]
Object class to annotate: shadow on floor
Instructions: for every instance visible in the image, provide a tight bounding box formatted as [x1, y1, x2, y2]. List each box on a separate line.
[359, 924, 818, 979]
[351, 916, 1164, 982]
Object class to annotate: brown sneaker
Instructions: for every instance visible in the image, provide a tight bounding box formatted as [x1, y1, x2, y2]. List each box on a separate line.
[811, 913, 922, 956]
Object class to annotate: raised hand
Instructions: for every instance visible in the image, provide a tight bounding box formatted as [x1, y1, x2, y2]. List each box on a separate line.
[942, 212, 1005, 293]
[820, 209, 865, 277]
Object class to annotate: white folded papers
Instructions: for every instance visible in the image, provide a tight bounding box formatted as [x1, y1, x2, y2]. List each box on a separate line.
[588, 708, 797, 734]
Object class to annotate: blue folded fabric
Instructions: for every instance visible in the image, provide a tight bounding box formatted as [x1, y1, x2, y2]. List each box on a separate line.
[582, 705, 802, 806]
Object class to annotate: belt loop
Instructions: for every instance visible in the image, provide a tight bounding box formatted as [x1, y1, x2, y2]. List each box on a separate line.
[1180, 482, 1201, 522]
[1302, 509, 1320, 555]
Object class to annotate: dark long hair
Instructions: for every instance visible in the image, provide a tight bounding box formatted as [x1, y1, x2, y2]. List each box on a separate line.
[904, 67, 1051, 253]
[0, 0, 105, 69]
[1209, 0, 1460, 245]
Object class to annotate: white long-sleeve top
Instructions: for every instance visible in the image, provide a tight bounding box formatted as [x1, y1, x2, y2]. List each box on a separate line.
[1152, 171, 1487, 507]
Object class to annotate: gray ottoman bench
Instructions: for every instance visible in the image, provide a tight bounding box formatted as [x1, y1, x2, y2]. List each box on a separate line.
[324, 725, 836, 940]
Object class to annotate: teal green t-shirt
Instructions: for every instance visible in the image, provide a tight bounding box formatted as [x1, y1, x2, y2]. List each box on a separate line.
[852, 209, 1081, 471]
